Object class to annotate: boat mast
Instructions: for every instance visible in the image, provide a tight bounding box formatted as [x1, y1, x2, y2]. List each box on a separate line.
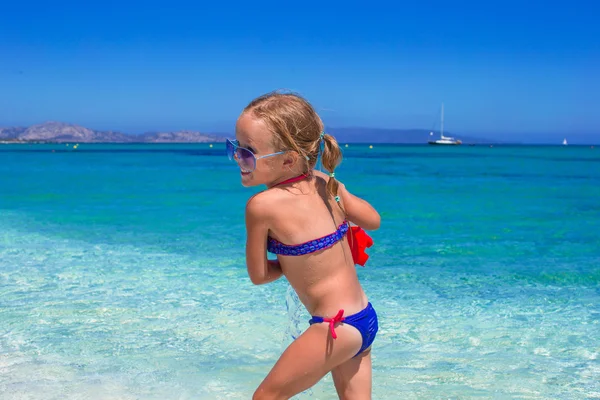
[441, 103, 444, 138]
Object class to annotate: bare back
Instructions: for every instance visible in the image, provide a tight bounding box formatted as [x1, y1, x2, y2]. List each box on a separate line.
[257, 173, 368, 317]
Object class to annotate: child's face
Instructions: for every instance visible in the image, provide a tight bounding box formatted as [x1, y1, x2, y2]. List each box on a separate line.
[235, 113, 285, 187]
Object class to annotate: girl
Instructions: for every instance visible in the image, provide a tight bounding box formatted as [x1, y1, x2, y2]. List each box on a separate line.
[227, 91, 381, 400]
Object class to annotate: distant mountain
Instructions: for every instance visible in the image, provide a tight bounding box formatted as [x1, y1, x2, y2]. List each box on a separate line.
[0, 121, 499, 144]
[0, 126, 27, 139]
[0, 122, 224, 143]
[138, 130, 225, 143]
[327, 127, 496, 144]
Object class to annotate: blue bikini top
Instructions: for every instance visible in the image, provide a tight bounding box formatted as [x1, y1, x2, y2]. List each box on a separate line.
[267, 221, 349, 256]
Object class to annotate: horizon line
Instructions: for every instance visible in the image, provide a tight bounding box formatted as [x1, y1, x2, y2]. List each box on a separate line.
[1, 120, 596, 139]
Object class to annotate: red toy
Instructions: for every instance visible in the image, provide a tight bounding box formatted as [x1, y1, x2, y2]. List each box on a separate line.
[346, 226, 374, 266]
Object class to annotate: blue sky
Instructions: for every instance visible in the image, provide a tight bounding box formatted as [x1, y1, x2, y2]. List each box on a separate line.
[1, 1, 598, 142]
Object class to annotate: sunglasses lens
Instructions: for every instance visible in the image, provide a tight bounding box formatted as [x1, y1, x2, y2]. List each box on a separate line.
[226, 140, 235, 160]
[236, 147, 256, 171]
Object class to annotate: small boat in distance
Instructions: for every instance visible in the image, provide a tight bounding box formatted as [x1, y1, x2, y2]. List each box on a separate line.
[428, 103, 462, 145]
[563, 138, 568, 145]
[429, 132, 462, 145]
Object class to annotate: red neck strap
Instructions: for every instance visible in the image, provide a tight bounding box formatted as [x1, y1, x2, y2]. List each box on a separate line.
[273, 173, 309, 187]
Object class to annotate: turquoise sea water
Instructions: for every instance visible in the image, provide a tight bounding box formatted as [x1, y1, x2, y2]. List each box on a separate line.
[1, 143, 599, 399]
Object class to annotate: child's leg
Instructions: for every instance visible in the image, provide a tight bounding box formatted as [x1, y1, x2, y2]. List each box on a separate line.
[331, 348, 372, 400]
[253, 322, 362, 400]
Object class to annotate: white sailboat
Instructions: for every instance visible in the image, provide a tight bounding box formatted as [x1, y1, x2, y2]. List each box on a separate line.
[428, 103, 462, 145]
[562, 138, 568, 145]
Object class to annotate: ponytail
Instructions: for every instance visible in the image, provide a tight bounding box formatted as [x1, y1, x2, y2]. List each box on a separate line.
[320, 133, 343, 208]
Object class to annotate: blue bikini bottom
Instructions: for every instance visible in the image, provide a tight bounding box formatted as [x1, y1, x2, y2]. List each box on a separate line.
[309, 302, 378, 357]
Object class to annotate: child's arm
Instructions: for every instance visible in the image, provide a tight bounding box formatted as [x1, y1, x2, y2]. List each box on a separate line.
[313, 169, 380, 230]
[245, 194, 284, 285]
[338, 182, 381, 231]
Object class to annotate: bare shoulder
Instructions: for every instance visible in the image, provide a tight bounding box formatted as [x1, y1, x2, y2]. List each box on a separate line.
[312, 169, 345, 189]
[245, 189, 285, 220]
[312, 169, 330, 182]
[246, 190, 273, 214]
[312, 169, 329, 180]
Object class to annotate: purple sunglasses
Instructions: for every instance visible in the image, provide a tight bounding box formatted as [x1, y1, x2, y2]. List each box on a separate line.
[226, 139, 286, 172]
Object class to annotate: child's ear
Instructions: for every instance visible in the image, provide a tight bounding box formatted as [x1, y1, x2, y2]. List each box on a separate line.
[282, 152, 297, 167]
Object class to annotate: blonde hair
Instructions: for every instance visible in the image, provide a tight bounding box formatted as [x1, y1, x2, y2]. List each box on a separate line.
[243, 91, 343, 201]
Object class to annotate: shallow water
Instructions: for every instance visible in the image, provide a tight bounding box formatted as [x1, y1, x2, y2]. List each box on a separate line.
[1, 143, 599, 399]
